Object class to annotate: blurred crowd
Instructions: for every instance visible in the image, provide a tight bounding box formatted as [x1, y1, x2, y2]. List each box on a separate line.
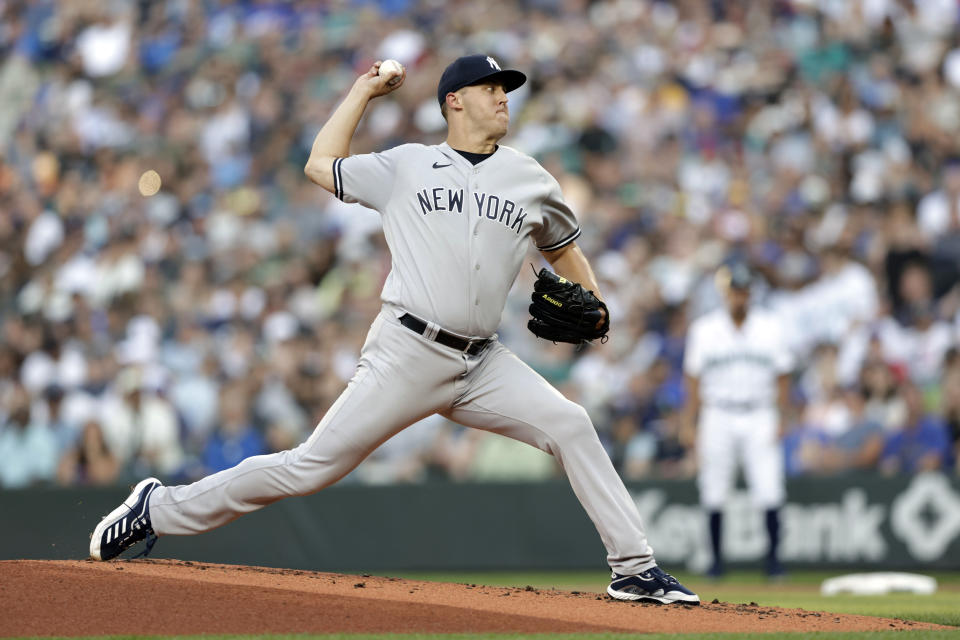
[2, 0, 960, 490]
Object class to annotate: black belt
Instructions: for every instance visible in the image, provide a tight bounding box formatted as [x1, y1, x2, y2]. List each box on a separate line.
[399, 314, 492, 356]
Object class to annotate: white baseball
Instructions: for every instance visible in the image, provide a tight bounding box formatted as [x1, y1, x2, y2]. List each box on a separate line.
[378, 59, 404, 86]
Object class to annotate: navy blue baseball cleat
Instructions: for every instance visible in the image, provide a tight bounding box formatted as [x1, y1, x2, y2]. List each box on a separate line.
[607, 566, 700, 604]
[89, 477, 161, 561]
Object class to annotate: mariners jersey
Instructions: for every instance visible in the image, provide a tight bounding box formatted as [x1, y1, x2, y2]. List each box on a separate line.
[334, 142, 580, 336]
[683, 307, 793, 408]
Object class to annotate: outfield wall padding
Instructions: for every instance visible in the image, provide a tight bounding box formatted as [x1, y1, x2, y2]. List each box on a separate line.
[1, 473, 958, 571]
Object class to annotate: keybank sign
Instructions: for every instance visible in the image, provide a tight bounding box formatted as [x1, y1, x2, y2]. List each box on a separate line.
[630, 473, 960, 571]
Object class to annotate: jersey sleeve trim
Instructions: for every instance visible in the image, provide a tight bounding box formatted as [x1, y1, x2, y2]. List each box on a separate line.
[537, 226, 581, 251]
[333, 157, 344, 201]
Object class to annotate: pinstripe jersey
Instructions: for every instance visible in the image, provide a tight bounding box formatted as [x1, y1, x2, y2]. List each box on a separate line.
[333, 141, 580, 337]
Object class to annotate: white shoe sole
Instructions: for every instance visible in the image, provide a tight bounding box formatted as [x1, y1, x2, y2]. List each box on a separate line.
[89, 477, 160, 561]
[607, 585, 700, 605]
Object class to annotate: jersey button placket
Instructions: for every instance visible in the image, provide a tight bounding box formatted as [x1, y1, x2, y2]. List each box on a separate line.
[474, 244, 480, 307]
[467, 168, 478, 328]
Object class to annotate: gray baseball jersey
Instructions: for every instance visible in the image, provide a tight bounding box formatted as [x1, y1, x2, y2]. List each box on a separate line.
[334, 142, 580, 336]
[143, 142, 660, 578]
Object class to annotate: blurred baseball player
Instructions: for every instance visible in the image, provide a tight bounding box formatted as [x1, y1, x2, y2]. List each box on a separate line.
[89, 55, 698, 605]
[683, 263, 793, 579]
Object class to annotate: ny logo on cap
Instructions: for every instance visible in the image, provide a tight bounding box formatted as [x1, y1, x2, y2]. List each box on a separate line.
[486, 56, 501, 71]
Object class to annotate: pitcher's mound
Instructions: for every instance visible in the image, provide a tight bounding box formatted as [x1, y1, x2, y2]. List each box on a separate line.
[0, 559, 946, 637]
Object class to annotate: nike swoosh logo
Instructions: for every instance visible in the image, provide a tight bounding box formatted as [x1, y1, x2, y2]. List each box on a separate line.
[613, 575, 655, 585]
[432, 162, 452, 169]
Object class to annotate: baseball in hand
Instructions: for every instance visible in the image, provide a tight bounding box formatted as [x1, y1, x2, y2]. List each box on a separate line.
[378, 59, 404, 86]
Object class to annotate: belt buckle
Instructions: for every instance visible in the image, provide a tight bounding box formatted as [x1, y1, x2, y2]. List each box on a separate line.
[464, 338, 485, 355]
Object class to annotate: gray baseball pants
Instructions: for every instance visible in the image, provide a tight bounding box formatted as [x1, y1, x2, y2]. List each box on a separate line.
[148, 308, 656, 575]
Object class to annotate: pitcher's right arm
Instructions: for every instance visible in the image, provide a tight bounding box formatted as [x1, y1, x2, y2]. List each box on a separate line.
[304, 61, 405, 194]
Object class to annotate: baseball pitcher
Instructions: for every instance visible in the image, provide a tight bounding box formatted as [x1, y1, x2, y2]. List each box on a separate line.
[88, 55, 698, 605]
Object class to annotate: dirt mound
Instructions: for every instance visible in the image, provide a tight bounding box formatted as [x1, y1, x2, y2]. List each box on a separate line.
[0, 559, 947, 636]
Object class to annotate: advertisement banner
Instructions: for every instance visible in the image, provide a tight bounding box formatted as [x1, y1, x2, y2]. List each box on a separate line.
[1, 473, 958, 570]
[630, 473, 960, 571]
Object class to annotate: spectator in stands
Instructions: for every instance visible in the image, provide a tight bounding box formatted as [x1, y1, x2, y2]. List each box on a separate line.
[917, 157, 960, 239]
[605, 409, 657, 480]
[860, 361, 908, 433]
[819, 387, 886, 473]
[880, 384, 952, 474]
[56, 419, 120, 486]
[202, 382, 266, 474]
[0, 385, 59, 488]
[783, 420, 832, 477]
[940, 348, 960, 471]
[99, 367, 184, 480]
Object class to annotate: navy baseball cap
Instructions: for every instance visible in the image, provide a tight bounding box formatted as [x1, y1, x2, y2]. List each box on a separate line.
[437, 54, 526, 105]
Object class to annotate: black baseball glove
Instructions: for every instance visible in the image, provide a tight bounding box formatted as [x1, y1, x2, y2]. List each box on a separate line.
[527, 268, 609, 344]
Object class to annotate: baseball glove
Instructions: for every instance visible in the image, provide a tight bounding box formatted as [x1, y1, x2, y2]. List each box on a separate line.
[527, 268, 609, 344]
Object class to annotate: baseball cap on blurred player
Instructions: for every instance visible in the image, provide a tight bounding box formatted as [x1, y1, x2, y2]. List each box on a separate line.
[716, 262, 752, 290]
[437, 54, 526, 105]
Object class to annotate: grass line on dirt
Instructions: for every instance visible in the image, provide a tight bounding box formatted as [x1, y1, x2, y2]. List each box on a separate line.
[386, 570, 960, 628]
[28, 630, 960, 640]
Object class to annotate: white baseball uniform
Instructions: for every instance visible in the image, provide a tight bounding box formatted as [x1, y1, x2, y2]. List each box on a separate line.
[684, 306, 793, 509]
[146, 142, 658, 575]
